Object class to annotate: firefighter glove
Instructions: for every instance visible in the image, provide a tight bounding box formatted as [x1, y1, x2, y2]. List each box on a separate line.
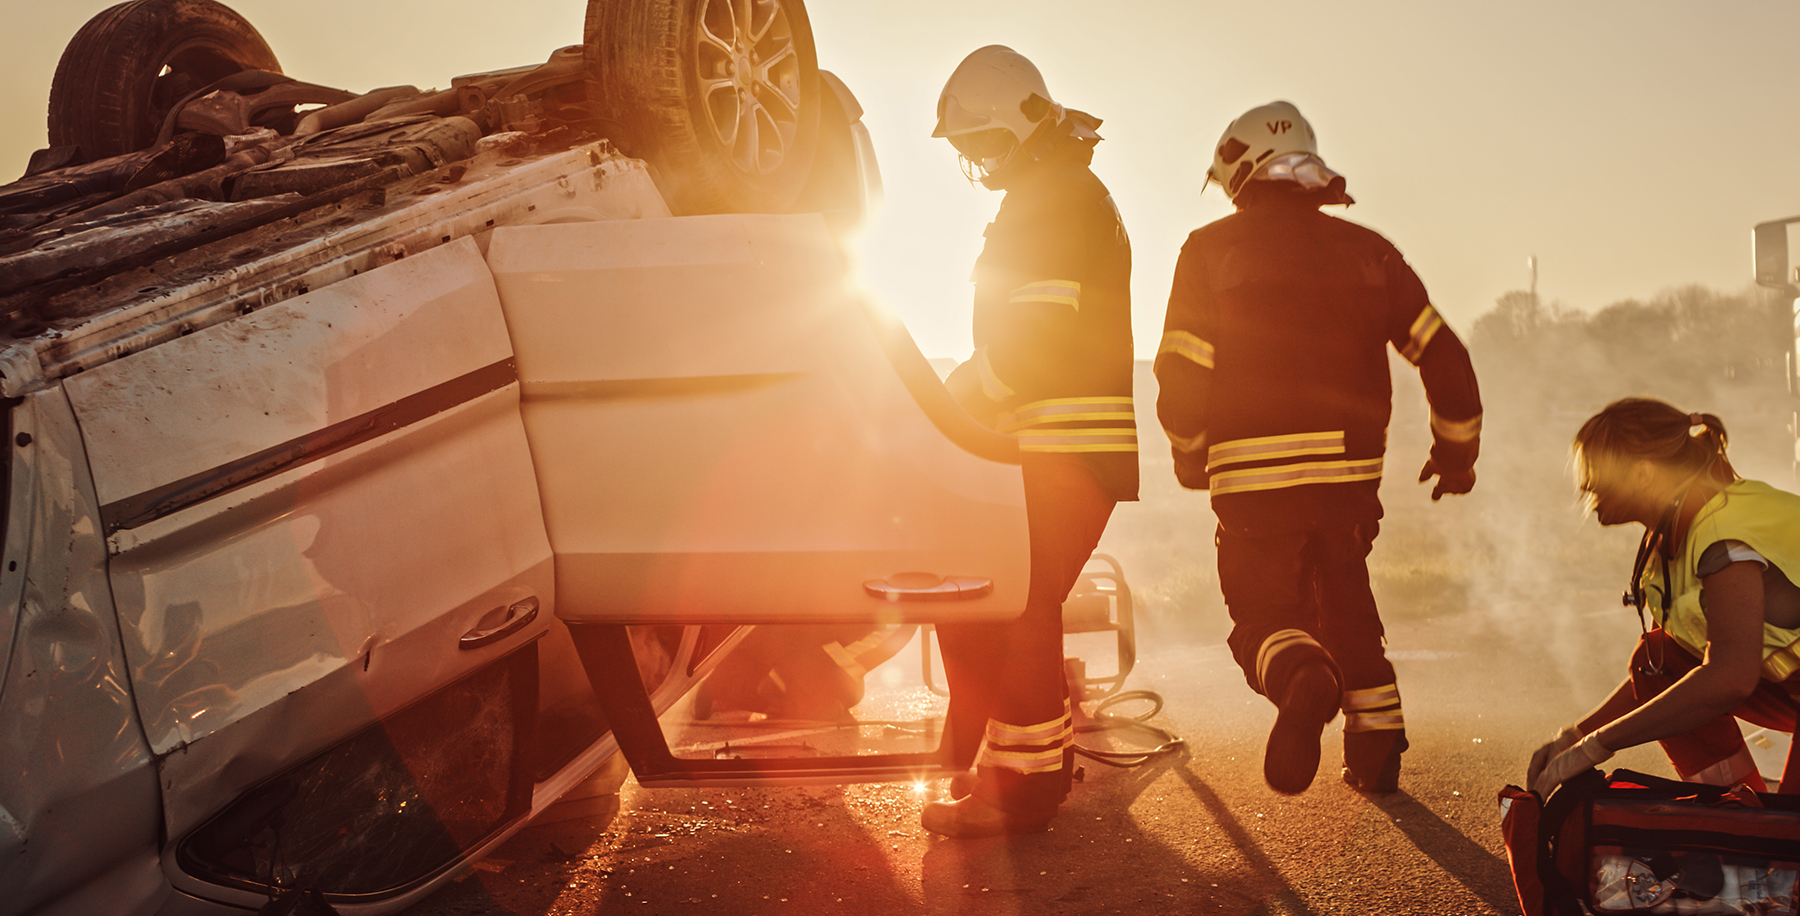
[1418, 459, 1475, 501]
[944, 359, 1001, 429]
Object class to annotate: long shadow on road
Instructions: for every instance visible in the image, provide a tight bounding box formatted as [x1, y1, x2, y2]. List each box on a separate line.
[1372, 791, 1522, 915]
[1170, 766, 1321, 916]
[921, 753, 1217, 915]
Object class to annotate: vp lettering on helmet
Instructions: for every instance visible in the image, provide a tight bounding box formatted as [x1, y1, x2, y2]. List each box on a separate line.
[1208, 101, 1319, 198]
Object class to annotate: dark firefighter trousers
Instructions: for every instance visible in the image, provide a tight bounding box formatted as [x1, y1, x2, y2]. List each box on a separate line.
[1217, 521, 1405, 776]
[937, 458, 1115, 820]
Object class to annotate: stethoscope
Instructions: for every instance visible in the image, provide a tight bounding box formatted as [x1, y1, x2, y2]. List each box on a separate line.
[1620, 465, 1717, 675]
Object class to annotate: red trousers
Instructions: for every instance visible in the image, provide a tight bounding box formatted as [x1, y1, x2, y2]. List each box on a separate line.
[936, 457, 1115, 818]
[1630, 628, 1800, 791]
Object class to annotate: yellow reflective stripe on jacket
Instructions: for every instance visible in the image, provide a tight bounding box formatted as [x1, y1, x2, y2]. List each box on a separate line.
[1430, 410, 1483, 444]
[1158, 329, 1215, 369]
[1767, 642, 1800, 681]
[1207, 431, 1345, 470]
[1009, 279, 1082, 309]
[999, 397, 1135, 433]
[1342, 683, 1400, 711]
[1017, 429, 1139, 453]
[975, 346, 1015, 401]
[1399, 305, 1444, 364]
[1210, 458, 1384, 496]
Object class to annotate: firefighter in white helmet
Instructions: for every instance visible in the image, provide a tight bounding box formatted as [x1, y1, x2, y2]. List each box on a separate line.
[1156, 100, 1483, 795]
[924, 45, 1137, 837]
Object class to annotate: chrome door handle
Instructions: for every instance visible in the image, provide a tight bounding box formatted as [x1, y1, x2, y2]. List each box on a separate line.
[863, 573, 993, 601]
[460, 596, 539, 650]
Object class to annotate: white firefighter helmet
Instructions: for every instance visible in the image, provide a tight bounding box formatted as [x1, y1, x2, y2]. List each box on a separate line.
[933, 45, 1060, 172]
[1208, 100, 1327, 198]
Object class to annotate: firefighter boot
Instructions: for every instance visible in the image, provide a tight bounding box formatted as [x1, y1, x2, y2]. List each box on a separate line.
[1341, 683, 1406, 794]
[1342, 731, 1407, 794]
[947, 769, 978, 800]
[920, 794, 1052, 838]
[1258, 631, 1342, 795]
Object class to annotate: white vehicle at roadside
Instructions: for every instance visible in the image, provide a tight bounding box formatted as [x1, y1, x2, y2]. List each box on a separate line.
[0, 2, 1033, 913]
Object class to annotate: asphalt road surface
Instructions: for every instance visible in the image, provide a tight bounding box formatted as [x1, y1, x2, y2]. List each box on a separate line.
[399, 605, 1698, 916]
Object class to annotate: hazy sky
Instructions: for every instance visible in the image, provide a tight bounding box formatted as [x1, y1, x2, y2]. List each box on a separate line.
[4, 0, 1798, 357]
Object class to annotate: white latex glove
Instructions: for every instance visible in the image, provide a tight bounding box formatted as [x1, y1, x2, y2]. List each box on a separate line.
[1525, 725, 1582, 788]
[1529, 731, 1613, 798]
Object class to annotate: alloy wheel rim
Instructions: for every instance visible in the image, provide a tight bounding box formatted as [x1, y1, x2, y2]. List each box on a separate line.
[695, 0, 802, 176]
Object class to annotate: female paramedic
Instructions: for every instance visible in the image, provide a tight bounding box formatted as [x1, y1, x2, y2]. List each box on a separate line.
[1529, 397, 1800, 796]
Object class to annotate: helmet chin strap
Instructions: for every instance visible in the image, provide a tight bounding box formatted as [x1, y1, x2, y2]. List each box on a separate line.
[973, 111, 1102, 190]
[957, 146, 1018, 187]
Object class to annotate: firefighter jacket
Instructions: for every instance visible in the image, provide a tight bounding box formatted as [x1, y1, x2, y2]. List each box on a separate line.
[1154, 190, 1481, 534]
[954, 153, 1139, 502]
[1641, 479, 1800, 682]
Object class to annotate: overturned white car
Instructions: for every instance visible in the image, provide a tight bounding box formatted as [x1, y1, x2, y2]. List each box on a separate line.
[0, 1, 1036, 913]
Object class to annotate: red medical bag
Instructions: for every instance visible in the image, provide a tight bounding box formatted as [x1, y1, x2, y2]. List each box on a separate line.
[1500, 769, 1800, 915]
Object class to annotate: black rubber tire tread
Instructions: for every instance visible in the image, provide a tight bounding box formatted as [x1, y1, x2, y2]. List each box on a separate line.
[587, 0, 820, 215]
[48, 0, 281, 162]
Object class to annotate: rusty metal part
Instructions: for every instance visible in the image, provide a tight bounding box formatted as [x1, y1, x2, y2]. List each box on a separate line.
[153, 70, 292, 148]
[27, 146, 280, 239]
[0, 136, 225, 231]
[231, 117, 480, 200]
[0, 161, 411, 316]
[294, 85, 421, 136]
[155, 70, 358, 147]
[492, 46, 587, 103]
[449, 46, 593, 135]
[365, 88, 462, 123]
[22, 146, 82, 179]
[0, 196, 299, 300]
[237, 79, 360, 122]
[121, 134, 230, 193]
[223, 128, 283, 158]
[175, 91, 253, 138]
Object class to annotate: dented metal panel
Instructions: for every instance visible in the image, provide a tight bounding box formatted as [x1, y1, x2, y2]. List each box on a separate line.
[0, 391, 166, 916]
[54, 240, 554, 884]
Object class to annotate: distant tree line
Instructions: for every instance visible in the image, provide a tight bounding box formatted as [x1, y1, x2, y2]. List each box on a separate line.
[1471, 284, 1789, 399]
[1464, 283, 1793, 472]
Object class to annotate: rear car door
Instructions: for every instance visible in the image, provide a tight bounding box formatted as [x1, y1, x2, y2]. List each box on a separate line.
[62, 237, 556, 906]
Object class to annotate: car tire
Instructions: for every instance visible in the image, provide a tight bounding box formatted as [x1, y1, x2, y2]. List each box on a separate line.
[586, 0, 821, 215]
[47, 0, 281, 163]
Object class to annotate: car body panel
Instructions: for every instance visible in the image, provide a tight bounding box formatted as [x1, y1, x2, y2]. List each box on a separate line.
[59, 239, 556, 852]
[0, 391, 166, 916]
[488, 213, 1030, 625]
